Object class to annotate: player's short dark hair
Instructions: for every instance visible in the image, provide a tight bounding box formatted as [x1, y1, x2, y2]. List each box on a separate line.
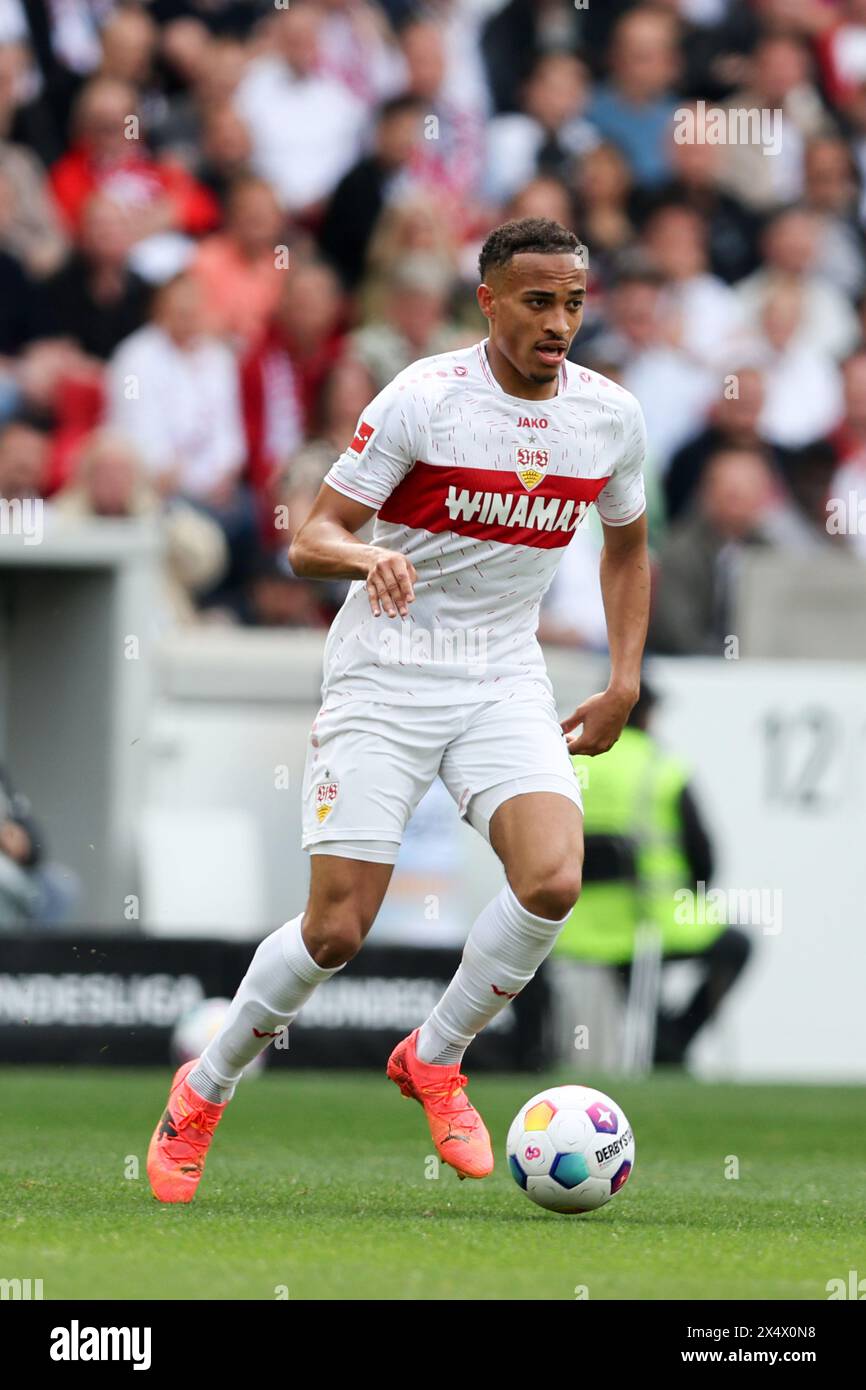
[478, 218, 586, 281]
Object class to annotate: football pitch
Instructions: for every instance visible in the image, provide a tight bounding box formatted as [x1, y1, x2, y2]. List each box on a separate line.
[1, 1066, 863, 1301]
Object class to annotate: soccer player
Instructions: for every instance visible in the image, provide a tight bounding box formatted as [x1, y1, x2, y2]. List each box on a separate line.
[147, 218, 650, 1201]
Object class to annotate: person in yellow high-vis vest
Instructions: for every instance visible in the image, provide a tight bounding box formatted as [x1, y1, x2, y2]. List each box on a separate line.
[554, 683, 752, 1065]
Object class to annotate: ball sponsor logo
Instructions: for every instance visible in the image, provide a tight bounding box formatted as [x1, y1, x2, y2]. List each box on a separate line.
[594, 1127, 634, 1165]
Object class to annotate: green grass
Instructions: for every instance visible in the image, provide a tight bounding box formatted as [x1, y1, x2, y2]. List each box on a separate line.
[1, 1066, 863, 1300]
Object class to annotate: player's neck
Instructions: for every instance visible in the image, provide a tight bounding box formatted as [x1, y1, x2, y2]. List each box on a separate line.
[483, 339, 561, 402]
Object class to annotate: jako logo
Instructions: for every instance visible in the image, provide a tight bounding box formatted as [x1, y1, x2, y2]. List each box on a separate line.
[50, 1321, 152, 1371]
[517, 416, 548, 427]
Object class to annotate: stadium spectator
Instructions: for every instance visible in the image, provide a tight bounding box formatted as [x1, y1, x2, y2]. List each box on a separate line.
[838, 63, 866, 218]
[52, 427, 228, 624]
[155, 14, 213, 92]
[49, 76, 219, 241]
[150, 32, 246, 170]
[717, 32, 833, 212]
[41, 193, 151, 359]
[266, 353, 377, 620]
[585, 7, 681, 189]
[590, 255, 719, 475]
[106, 271, 248, 535]
[573, 141, 635, 262]
[0, 417, 48, 501]
[232, 3, 365, 216]
[2, 338, 100, 450]
[506, 174, 576, 229]
[752, 281, 844, 448]
[318, 95, 425, 291]
[827, 349, 866, 558]
[151, 1, 251, 42]
[776, 437, 847, 547]
[0, 45, 68, 277]
[802, 134, 866, 300]
[664, 365, 772, 521]
[275, 353, 378, 546]
[0, 4, 99, 167]
[632, 100, 761, 285]
[829, 348, 866, 464]
[639, 201, 748, 371]
[480, 0, 585, 115]
[361, 189, 460, 317]
[483, 51, 599, 205]
[351, 253, 460, 390]
[736, 206, 861, 363]
[0, 245, 50, 358]
[96, 6, 161, 113]
[195, 101, 253, 206]
[650, 446, 812, 655]
[241, 260, 345, 495]
[317, 0, 406, 110]
[398, 16, 487, 228]
[191, 175, 287, 348]
[305, 352, 378, 461]
[811, 0, 866, 108]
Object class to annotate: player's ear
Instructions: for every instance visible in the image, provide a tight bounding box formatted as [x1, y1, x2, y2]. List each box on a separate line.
[476, 282, 494, 318]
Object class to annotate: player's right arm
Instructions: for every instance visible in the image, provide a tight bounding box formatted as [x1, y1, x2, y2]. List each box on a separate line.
[288, 376, 421, 619]
[288, 485, 417, 619]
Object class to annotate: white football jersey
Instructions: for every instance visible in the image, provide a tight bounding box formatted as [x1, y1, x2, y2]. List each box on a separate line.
[320, 339, 647, 706]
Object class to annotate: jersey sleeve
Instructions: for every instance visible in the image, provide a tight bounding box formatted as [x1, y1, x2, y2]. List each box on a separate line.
[324, 378, 421, 510]
[594, 395, 648, 527]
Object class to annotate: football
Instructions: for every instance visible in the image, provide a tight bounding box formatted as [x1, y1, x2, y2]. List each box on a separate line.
[506, 1084, 634, 1213]
[170, 998, 265, 1078]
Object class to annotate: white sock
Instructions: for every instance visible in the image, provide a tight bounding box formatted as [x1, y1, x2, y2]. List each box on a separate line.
[188, 915, 345, 1101]
[416, 881, 570, 1066]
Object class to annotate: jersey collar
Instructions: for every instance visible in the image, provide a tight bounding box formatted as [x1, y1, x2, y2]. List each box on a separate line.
[477, 338, 566, 401]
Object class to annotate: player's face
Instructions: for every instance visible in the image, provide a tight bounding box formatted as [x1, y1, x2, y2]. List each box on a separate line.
[480, 253, 587, 388]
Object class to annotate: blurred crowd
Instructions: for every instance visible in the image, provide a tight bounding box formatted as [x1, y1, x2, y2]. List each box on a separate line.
[1, 0, 866, 649]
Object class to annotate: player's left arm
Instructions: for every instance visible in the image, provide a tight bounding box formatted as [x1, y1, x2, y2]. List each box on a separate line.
[561, 513, 650, 755]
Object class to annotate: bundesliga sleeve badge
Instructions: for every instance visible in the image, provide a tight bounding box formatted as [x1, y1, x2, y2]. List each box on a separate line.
[349, 420, 375, 454]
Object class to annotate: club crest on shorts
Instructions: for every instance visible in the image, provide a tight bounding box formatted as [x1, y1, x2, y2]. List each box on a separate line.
[515, 443, 550, 491]
[315, 780, 339, 823]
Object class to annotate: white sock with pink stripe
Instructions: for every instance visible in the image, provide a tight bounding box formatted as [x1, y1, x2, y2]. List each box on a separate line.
[415, 881, 569, 1065]
[188, 915, 345, 1102]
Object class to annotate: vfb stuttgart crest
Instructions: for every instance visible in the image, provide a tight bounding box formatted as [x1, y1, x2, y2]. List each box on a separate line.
[315, 780, 339, 823]
[515, 441, 550, 491]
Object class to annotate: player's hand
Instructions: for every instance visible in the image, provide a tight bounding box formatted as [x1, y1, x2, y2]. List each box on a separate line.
[561, 687, 636, 756]
[365, 549, 417, 618]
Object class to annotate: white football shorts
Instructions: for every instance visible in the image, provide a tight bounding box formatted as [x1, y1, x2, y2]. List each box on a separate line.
[301, 695, 583, 865]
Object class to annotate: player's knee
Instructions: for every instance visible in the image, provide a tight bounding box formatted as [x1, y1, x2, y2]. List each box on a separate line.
[302, 907, 369, 968]
[516, 865, 582, 921]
